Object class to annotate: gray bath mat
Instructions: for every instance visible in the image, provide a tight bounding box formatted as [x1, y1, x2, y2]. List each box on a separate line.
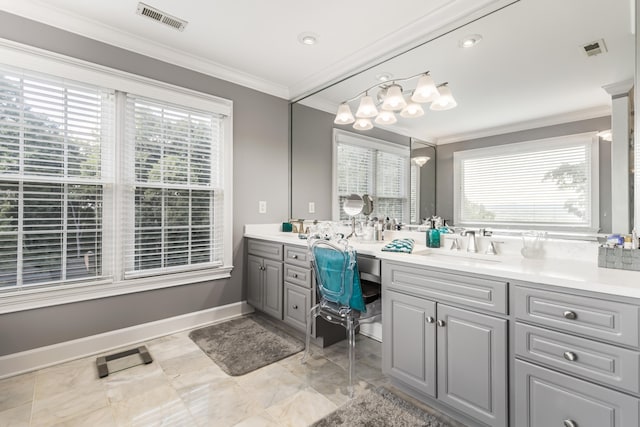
[312, 387, 456, 427]
[188, 314, 304, 376]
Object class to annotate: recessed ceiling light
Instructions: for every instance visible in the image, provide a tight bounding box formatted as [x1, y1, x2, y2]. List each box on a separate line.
[459, 34, 483, 48]
[298, 32, 319, 46]
[375, 72, 393, 82]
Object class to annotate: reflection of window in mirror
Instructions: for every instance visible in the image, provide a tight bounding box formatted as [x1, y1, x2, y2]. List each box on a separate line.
[332, 130, 410, 222]
[453, 132, 599, 233]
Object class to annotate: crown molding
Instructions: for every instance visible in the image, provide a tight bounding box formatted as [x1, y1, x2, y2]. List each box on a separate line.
[433, 106, 612, 145]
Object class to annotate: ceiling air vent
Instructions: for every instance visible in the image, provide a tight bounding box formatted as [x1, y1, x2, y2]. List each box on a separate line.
[582, 39, 607, 57]
[136, 2, 188, 32]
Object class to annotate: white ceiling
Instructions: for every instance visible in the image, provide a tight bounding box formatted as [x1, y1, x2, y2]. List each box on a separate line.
[0, 0, 634, 144]
[0, 0, 515, 99]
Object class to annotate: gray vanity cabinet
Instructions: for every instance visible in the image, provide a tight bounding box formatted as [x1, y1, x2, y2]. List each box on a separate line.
[383, 289, 437, 397]
[383, 260, 508, 427]
[282, 245, 313, 332]
[247, 240, 283, 319]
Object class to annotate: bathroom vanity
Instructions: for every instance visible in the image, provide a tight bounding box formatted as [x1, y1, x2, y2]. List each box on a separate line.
[244, 224, 640, 427]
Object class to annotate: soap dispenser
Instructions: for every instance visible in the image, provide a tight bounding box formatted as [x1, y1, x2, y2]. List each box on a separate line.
[427, 217, 441, 248]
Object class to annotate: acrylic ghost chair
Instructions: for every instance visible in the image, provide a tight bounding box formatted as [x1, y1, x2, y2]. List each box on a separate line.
[301, 234, 380, 398]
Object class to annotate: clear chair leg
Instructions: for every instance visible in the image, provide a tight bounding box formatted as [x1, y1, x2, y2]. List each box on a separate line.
[302, 304, 320, 364]
[347, 316, 356, 398]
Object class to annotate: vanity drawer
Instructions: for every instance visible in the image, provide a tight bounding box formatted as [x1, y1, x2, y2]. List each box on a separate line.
[515, 322, 640, 393]
[515, 359, 639, 427]
[247, 239, 283, 261]
[382, 261, 508, 314]
[514, 286, 640, 347]
[284, 264, 312, 289]
[284, 245, 311, 268]
[283, 282, 311, 332]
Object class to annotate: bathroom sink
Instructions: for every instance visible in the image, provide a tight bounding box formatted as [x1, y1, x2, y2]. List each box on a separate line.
[413, 249, 502, 263]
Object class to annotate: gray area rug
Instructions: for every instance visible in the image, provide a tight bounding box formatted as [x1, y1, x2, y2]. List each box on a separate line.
[312, 387, 456, 427]
[189, 314, 304, 376]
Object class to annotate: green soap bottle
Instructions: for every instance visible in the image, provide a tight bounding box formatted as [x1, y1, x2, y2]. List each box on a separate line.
[427, 219, 441, 248]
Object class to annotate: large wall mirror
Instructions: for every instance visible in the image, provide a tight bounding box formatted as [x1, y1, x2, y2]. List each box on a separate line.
[291, 0, 637, 234]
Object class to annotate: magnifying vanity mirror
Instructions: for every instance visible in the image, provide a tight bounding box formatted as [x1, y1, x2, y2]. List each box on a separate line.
[343, 194, 364, 238]
[290, 0, 637, 236]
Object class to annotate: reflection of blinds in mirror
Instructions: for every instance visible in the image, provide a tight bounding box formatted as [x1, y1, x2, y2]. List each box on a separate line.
[454, 133, 598, 231]
[334, 130, 409, 222]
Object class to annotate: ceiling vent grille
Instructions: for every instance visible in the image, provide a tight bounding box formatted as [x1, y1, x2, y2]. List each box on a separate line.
[136, 2, 187, 31]
[582, 39, 607, 57]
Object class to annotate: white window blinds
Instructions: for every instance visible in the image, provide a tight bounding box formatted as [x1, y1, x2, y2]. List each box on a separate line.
[0, 66, 113, 289]
[123, 95, 224, 277]
[334, 130, 409, 222]
[454, 133, 598, 231]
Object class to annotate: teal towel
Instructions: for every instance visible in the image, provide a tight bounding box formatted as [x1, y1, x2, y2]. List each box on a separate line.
[314, 247, 366, 312]
[381, 238, 415, 253]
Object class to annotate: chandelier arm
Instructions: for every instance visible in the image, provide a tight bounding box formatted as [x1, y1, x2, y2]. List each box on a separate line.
[340, 71, 431, 104]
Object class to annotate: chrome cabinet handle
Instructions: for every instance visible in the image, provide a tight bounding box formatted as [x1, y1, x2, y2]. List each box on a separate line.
[437, 320, 446, 327]
[426, 316, 435, 323]
[293, 273, 298, 278]
[292, 305, 298, 310]
[564, 351, 578, 362]
[563, 310, 577, 320]
[292, 254, 299, 259]
[563, 420, 578, 427]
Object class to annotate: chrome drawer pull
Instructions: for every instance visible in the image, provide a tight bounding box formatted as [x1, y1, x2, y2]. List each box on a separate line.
[426, 316, 435, 324]
[563, 310, 577, 320]
[292, 305, 298, 310]
[293, 273, 298, 278]
[563, 420, 577, 427]
[292, 254, 299, 259]
[563, 351, 578, 362]
[437, 320, 446, 327]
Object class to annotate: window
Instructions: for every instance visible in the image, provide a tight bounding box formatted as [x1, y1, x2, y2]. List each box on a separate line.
[333, 129, 409, 222]
[0, 43, 232, 310]
[0, 67, 113, 288]
[123, 96, 224, 277]
[453, 133, 599, 232]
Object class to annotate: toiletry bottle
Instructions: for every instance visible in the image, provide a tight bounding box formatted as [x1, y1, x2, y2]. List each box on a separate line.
[633, 228, 639, 250]
[427, 218, 441, 248]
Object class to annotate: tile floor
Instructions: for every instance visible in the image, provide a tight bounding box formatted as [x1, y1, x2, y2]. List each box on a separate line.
[0, 323, 388, 427]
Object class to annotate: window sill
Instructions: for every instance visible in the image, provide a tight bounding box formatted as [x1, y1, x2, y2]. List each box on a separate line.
[0, 266, 233, 314]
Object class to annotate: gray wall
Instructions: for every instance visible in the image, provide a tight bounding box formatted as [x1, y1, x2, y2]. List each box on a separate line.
[291, 103, 410, 219]
[435, 116, 613, 232]
[0, 12, 289, 356]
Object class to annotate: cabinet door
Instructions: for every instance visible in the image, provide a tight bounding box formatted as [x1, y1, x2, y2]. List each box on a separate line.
[382, 289, 437, 397]
[247, 255, 263, 310]
[515, 360, 640, 427]
[262, 259, 283, 319]
[437, 304, 507, 427]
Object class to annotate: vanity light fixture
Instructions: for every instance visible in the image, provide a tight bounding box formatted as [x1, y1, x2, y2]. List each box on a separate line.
[412, 156, 431, 167]
[333, 71, 456, 129]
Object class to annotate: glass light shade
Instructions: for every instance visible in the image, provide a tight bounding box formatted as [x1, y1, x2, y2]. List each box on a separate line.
[334, 103, 355, 124]
[374, 110, 397, 125]
[430, 85, 457, 111]
[381, 84, 407, 111]
[411, 74, 439, 103]
[400, 102, 424, 118]
[355, 95, 378, 118]
[412, 156, 430, 167]
[353, 118, 373, 131]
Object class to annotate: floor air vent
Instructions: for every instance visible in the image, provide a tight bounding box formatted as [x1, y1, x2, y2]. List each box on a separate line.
[582, 39, 607, 57]
[136, 2, 188, 31]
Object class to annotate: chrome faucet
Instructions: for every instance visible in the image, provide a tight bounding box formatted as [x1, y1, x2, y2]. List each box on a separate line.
[461, 230, 477, 253]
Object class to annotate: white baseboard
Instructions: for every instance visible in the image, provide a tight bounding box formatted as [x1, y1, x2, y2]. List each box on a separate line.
[0, 301, 254, 379]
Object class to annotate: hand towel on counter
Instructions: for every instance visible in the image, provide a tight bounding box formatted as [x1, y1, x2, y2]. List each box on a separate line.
[381, 238, 415, 253]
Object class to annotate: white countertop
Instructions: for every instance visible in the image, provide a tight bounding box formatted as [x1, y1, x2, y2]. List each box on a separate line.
[244, 225, 640, 301]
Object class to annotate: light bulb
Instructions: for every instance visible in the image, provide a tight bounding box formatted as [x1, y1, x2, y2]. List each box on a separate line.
[375, 110, 397, 125]
[334, 103, 355, 125]
[353, 118, 373, 131]
[411, 74, 439, 103]
[400, 102, 424, 118]
[381, 84, 407, 111]
[430, 85, 457, 111]
[355, 95, 378, 118]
